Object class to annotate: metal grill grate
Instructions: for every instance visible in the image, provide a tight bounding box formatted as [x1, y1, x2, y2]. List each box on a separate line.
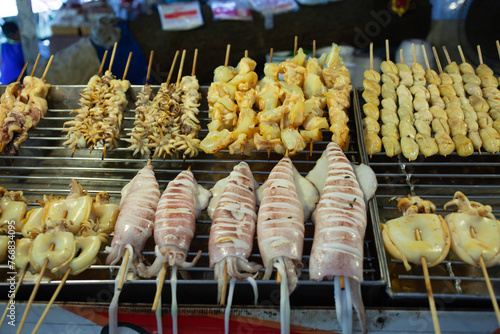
[354, 88, 500, 305]
[0, 86, 385, 307]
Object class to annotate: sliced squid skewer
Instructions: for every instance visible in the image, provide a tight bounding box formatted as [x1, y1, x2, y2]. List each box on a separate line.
[137, 168, 210, 334]
[257, 157, 306, 334]
[307, 142, 373, 334]
[105, 164, 161, 334]
[208, 161, 261, 334]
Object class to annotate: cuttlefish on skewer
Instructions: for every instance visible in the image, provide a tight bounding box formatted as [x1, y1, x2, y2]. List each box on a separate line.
[305, 142, 377, 334]
[208, 161, 261, 334]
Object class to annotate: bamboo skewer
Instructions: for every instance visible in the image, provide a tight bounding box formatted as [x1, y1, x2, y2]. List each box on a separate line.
[267, 48, 274, 159]
[192, 49, 198, 77]
[122, 52, 133, 80]
[293, 36, 298, 56]
[146, 51, 154, 84]
[457, 45, 466, 64]
[477, 45, 484, 65]
[220, 263, 229, 305]
[370, 42, 374, 71]
[166, 51, 180, 86]
[386, 39, 390, 62]
[432, 46, 444, 74]
[32, 268, 72, 333]
[415, 228, 441, 334]
[225, 44, 231, 67]
[41, 55, 54, 81]
[16, 244, 55, 334]
[30, 53, 41, 77]
[98, 50, 109, 76]
[117, 247, 130, 290]
[442, 46, 452, 66]
[176, 50, 187, 86]
[0, 268, 27, 330]
[422, 44, 431, 71]
[496, 41, 500, 60]
[152, 263, 168, 311]
[411, 43, 417, 64]
[108, 42, 118, 73]
[470, 227, 500, 326]
[16, 62, 29, 83]
[312, 40, 316, 58]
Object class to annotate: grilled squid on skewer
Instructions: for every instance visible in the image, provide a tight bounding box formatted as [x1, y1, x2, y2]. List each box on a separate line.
[306, 142, 376, 334]
[136, 168, 210, 334]
[381, 195, 451, 271]
[208, 162, 261, 334]
[257, 156, 317, 334]
[443, 191, 500, 267]
[106, 165, 160, 265]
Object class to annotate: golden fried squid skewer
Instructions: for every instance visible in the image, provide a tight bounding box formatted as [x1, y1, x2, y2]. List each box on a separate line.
[381, 195, 450, 334]
[443, 191, 500, 325]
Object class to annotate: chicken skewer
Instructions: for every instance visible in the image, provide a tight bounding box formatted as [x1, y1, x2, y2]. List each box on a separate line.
[443, 191, 500, 325]
[208, 162, 261, 334]
[105, 163, 161, 334]
[382, 195, 450, 334]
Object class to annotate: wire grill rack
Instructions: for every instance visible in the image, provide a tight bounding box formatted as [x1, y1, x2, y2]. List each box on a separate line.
[353, 88, 500, 306]
[0, 85, 386, 307]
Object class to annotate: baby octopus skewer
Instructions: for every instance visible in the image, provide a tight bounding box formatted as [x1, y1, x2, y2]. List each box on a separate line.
[208, 162, 261, 334]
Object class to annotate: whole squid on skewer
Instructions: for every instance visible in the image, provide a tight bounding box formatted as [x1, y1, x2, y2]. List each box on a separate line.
[105, 164, 161, 334]
[208, 161, 261, 334]
[137, 168, 211, 334]
[257, 156, 319, 334]
[306, 142, 377, 334]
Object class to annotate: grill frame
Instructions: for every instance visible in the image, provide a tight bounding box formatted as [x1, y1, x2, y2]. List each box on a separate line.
[0, 85, 387, 308]
[353, 87, 500, 306]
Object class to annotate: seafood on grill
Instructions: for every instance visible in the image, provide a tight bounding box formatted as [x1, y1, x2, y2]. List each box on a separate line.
[381, 195, 451, 271]
[62, 71, 130, 156]
[208, 161, 261, 333]
[256, 156, 317, 334]
[0, 75, 51, 155]
[443, 191, 500, 267]
[106, 165, 160, 266]
[138, 169, 210, 277]
[126, 75, 202, 159]
[306, 142, 377, 334]
[135, 168, 210, 334]
[0, 187, 27, 262]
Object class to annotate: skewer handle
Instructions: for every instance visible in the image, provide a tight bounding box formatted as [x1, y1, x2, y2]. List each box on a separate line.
[415, 229, 441, 334]
[32, 268, 72, 334]
[117, 247, 130, 290]
[0, 269, 26, 329]
[152, 263, 168, 311]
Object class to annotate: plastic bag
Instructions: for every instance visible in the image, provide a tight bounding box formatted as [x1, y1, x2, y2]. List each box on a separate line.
[210, 0, 253, 21]
[157, 1, 204, 31]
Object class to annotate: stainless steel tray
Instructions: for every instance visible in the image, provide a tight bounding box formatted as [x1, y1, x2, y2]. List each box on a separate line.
[0, 85, 386, 307]
[354, 87, 500, 306]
